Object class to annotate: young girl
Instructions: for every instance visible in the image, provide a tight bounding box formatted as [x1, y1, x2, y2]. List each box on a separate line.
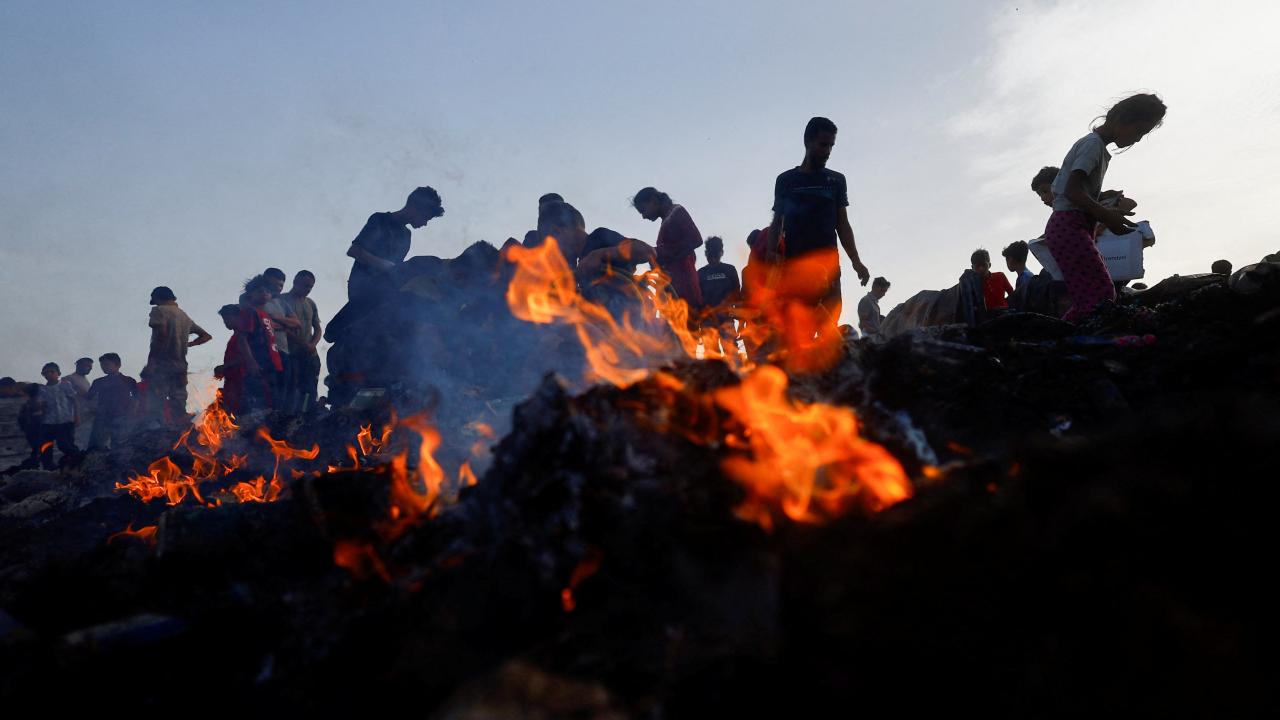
[1045, 93, 1166, 322]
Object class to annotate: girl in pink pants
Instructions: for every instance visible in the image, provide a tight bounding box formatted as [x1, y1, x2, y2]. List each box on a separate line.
[1044, 93, 1167, 323]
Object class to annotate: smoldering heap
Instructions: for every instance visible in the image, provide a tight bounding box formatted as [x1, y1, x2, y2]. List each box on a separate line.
[1, 245, 1278, 717]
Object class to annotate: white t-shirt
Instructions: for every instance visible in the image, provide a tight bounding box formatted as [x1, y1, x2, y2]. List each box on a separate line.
[1051, 132, 1111, 213]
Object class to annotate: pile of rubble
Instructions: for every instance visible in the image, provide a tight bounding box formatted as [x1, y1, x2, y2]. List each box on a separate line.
[1, 251, 1278, 715]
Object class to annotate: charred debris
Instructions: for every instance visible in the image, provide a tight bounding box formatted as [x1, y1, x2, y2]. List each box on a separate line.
[2, 246, 1279, 716]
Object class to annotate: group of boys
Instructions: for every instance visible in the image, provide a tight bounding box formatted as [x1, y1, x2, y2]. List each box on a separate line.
[216, 268, 323, 417]
[16, 354, 140, 470]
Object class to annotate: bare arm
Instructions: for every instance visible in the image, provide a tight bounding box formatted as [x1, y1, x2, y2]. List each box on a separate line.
[188, 326, 213, 347]
[576, 239, 656, 280]
[1064, 171, 1136, 234]
[347, 244, 396, 271]
[836, 206, 870, 286]
[236, 333, 261, 376]
[307, 306, 323, 350]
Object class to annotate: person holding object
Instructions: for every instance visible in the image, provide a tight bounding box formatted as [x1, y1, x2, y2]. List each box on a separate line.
[1045, 93, 1166, 322]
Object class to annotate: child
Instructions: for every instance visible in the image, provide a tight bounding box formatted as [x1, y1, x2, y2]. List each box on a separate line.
[237, 276, 283, 412]
[214, 304, 249, 415]
[1002, 241, 1035, 309]
[87, 353, 138, 450]
[1031, 166, 1059, 208]
[37, 362, 80, 469]
[1045, 93, 1166, 322]
[972, 249, 1014, 312]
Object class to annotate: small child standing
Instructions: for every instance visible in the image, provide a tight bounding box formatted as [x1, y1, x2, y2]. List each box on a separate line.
[1046, 93, 1166, 322]
[87, 353, 138, 450]
[37, 362, 81, 469]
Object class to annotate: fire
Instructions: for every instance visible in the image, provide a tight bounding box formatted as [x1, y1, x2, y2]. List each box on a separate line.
[39, 441, 53, 454]
[230, 475, 284, 503]
[714, 365, 911, 529]
[739, 249, 847, 373]
[560, 548, 604, 613]
[467, 421, 497, 440]
[458, 460, 478, 488]
[107, 523, 158, 546]
[333, 539, 391, 582]
[116, 397, 320, 507]
[356, 423, 393, 457]
[505, 238, 694, 387]
[389, 414, 446, 526]
[116, 456, 205, 506]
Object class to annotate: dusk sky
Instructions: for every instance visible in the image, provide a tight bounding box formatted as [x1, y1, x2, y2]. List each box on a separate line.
[2, 0, 1277, 386]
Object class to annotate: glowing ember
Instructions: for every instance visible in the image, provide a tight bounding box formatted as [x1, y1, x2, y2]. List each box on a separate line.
[560, 548, 604, 613]
[333, 539, 391, 582]
[107, 523, 158, 546]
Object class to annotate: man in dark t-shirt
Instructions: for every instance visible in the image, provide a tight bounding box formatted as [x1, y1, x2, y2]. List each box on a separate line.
[765, 117, 871, 367]
[346, 186, 444, 301]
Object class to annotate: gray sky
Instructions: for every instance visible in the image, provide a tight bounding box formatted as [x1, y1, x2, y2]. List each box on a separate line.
[2, 0, 1277, 385]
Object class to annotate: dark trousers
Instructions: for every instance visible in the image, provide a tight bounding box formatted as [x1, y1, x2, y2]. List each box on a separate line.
[89, 413, 129, 450]
[243, 372, 274, 414]
[294, 351, 321, 412]
[274, 353, 295, 412]
[39, 423, 79, 470]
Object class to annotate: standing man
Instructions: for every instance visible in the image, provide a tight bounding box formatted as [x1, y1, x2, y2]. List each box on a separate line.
[858, 277, 890, 339]
[697, 236, 741, 357]
[346, 186, 444, 302]
[282, 270, 323, 413]
[768, 117, 871, 350]
[87, 353, 138, 450]
[143, 286, 211, 425]
[63, 357, 94, 437]
[63, 358, 93, 397]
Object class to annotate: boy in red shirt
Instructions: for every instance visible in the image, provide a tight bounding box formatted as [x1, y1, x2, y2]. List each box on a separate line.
[972, 249, 1014, 311]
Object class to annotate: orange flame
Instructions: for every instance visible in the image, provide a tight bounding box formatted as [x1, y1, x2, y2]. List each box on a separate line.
[740, 246, 847, 372]
[560, 547, 604, 613]
[458, 460, 478, 488]
[714, 365, 911, 529]
[230, 475, 285, 503]
[116, 456, 205, 506]
[467, 421, 497, 440]
[333, 539, 391, 582]
[505, 238, 695, 387]
[388, 415, 445, 528]
[356, 423, 393, 457]
[39, 441, 54, 454]
[107, 523, 158, 546]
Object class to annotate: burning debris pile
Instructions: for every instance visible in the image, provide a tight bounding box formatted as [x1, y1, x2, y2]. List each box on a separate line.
[1, 249, 1278, 715]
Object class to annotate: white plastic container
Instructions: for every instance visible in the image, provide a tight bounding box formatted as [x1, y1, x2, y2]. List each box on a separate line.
[1028, 220, 1151, 282]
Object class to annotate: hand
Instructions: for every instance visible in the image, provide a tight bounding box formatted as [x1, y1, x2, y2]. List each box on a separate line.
[1101, 209, 1137, 235]
[214, 364, 225, 380]
[853, 260, 870, 286]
